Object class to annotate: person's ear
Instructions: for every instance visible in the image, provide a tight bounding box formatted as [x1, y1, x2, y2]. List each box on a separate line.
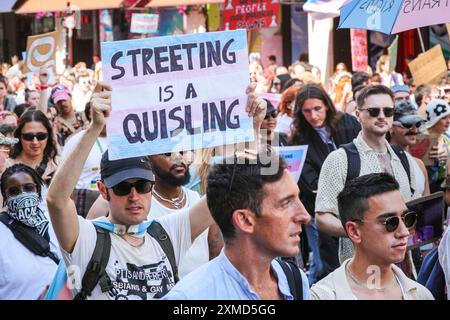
[346, 221, 362, 244]
[97, 180, 109, 201]
[232, 209, 256, 235]
[355, 109, 361, 123]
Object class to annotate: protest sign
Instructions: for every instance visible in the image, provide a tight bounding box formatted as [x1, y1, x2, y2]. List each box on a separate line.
[408, 44, 448, 86]
[273, 145, 308, 183]
[387, 35, 398, 74]
[22, 31, 58, 74]
[350, 29, 368, 72]
[101, 30, 251, 160]
[130, 13, 159, 34]
[222, 0, 279, 31]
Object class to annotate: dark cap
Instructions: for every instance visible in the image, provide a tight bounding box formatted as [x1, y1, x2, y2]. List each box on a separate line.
[264, 98, 277, 115]
[394, 100, 423, 124]
[100, 150, 155, 188]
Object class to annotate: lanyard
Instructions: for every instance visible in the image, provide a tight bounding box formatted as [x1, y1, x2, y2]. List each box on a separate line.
[95, 138, 104, 154]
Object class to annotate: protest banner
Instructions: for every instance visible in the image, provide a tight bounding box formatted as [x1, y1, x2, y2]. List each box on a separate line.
[350, 29, 368, 72]
[130, 13, 159, 34]
[101, 29, 251, 160]
[222, 0, 280, 31]
[273, 145, 308, 183]
[408, 44, 448, 86]
[22, 31, 58, 74]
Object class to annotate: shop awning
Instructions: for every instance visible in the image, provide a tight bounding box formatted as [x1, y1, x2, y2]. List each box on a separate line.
[0, 0, 18, 13]
[147, 0, 224, 7]
[16, 0, 126, 14]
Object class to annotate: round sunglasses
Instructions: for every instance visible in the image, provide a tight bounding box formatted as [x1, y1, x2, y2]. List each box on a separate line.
[353, 211, 418, 232]
[21, 132, 48, 141]
[110, 179, 154, 197]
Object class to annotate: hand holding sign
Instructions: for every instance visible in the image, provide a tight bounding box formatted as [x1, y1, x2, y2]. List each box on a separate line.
[90, 83, 112, 130]
[246, 83, 267, 131]
[38, 67, 49, 86]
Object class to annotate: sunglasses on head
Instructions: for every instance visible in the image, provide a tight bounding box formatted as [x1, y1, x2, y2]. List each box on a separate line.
[110, 179, 154, 197]
[21, 132, 48, 141]
[393, 120, 423, 129]
[360, 107, 394, 118]
[354, 211, 417, 232]
[265, 111, 278, 120]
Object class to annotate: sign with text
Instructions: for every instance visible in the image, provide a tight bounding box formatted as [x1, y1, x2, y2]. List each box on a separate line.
[101, 30, 251, 160]
[222, 0, 280, 31]
[273, 145, 308, 183]
[22, 31, 58, 74]
[350, 29, 368, 72]
[130, 13, 159, 34]
[409, 44, 448, 86]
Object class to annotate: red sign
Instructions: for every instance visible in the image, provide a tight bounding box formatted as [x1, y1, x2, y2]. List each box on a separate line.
[222, 0, 280, 31]
[350, 29, 368, 72]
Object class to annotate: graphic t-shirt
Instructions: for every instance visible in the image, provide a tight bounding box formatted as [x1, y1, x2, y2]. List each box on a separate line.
[62, 211, 192, 300]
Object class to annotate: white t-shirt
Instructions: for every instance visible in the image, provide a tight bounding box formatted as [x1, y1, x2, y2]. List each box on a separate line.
[150, 187, 208, 278]
[61, 130, 107, 190]
[62, 212, 192, 300]
[0, 212, 60, 299]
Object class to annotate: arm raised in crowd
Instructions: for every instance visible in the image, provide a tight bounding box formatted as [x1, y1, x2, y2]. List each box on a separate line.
[37, 68, 49, 114]
[47, 83, 111, 253]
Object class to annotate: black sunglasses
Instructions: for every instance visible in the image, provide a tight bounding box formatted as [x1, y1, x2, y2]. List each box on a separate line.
[394, 120, 424, 129]
[265, 111, 278, 120]
[111, 179, 154, 197]
[354, 211, 418, 232]
[21, 132, 48, 141]
[360, 107, 394, 118]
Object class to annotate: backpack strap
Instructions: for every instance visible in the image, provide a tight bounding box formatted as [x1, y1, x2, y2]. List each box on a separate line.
[147, 221, 179, 283]
[341, 142, 360, 184]
[0, 212, 60, 265]
[390, 144, 414, 196]
[277, 257, 303, 300]
[74, 225, 114, 300]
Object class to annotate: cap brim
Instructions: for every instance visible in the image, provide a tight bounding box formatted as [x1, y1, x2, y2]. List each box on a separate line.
[104, 168, 155, 188]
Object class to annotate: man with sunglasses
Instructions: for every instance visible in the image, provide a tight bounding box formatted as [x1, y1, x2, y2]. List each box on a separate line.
[47, 84, 215, 300]
[390, 100, 430, 197]
[311, 173, 433, 300]
[260, 99, 288, 147]
[316, 85, 421, 265]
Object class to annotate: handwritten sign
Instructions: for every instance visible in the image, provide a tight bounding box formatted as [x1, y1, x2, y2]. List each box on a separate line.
[101, 30, 252, 160]
[22, 31, 58, 74]
[409, 44, 448, 86]
[222, 0, 279, 31]
[273, 145, 308, 183]
[350, 29, 368, 72]
[130, 13, 159, 34]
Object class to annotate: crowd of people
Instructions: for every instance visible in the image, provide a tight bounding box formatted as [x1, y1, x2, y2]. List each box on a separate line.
[0, 49, 450, 301]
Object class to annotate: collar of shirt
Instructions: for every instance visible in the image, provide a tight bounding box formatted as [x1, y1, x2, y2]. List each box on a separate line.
[218, 250, 294, 300]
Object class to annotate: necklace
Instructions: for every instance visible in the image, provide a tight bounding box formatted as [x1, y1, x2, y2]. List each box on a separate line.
[345, 263, 396, 292]
[153, 188, 186, 209]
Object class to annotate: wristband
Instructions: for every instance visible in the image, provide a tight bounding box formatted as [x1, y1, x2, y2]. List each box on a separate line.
[39, 85, 48, 90]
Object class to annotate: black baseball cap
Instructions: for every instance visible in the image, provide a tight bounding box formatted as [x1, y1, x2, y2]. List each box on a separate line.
[100, 150, 155, 188]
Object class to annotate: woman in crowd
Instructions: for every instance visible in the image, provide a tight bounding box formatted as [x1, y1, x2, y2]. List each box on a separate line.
[0, 164, 60, 299]
[290, 83, 361, 284]
[7, 110, 60, 188]
[260, 99, 289, 147]
[376, 55, 404, 87]
[0, 76, 16, 111]
[275, 84, 301, 137]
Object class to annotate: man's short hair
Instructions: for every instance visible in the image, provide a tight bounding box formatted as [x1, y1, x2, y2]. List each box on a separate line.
[414, 84, 433, 106]
[206, 151, 286, 242]
[356, 85, 394, 109]
[337, 173, 400, 232]
[25, 89, 37, 102]
[351, 71, 370, 91]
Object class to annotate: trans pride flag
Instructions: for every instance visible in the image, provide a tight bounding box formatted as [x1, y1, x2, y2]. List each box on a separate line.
[303, 0, 351, 20]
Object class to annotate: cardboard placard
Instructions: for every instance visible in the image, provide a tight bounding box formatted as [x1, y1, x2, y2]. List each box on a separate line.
[408, 44, 448, 85]
[22, 31, 58, 74]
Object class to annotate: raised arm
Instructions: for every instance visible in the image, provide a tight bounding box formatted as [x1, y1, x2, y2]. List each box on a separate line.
[37, 68, 49, 114]
[47, 83, 111, 253]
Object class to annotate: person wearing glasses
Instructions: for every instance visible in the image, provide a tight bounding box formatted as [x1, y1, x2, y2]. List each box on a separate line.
[260, 99, 288, 147]
[0, 164, 61, 299]
[46, 83, 266, 299]
[290, 84, 360, 284]
[389, 100, 430, 196]
[311, 173, 433, 300]
[1, 110, 60, 208]
[316, 85, 421, 266]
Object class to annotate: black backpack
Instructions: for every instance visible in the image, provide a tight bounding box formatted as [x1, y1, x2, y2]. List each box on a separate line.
[277, 257, 304, 300]
[0, 212, 60, 265]
[74, 220, 178, 300]
[341, 142, 414, 196]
